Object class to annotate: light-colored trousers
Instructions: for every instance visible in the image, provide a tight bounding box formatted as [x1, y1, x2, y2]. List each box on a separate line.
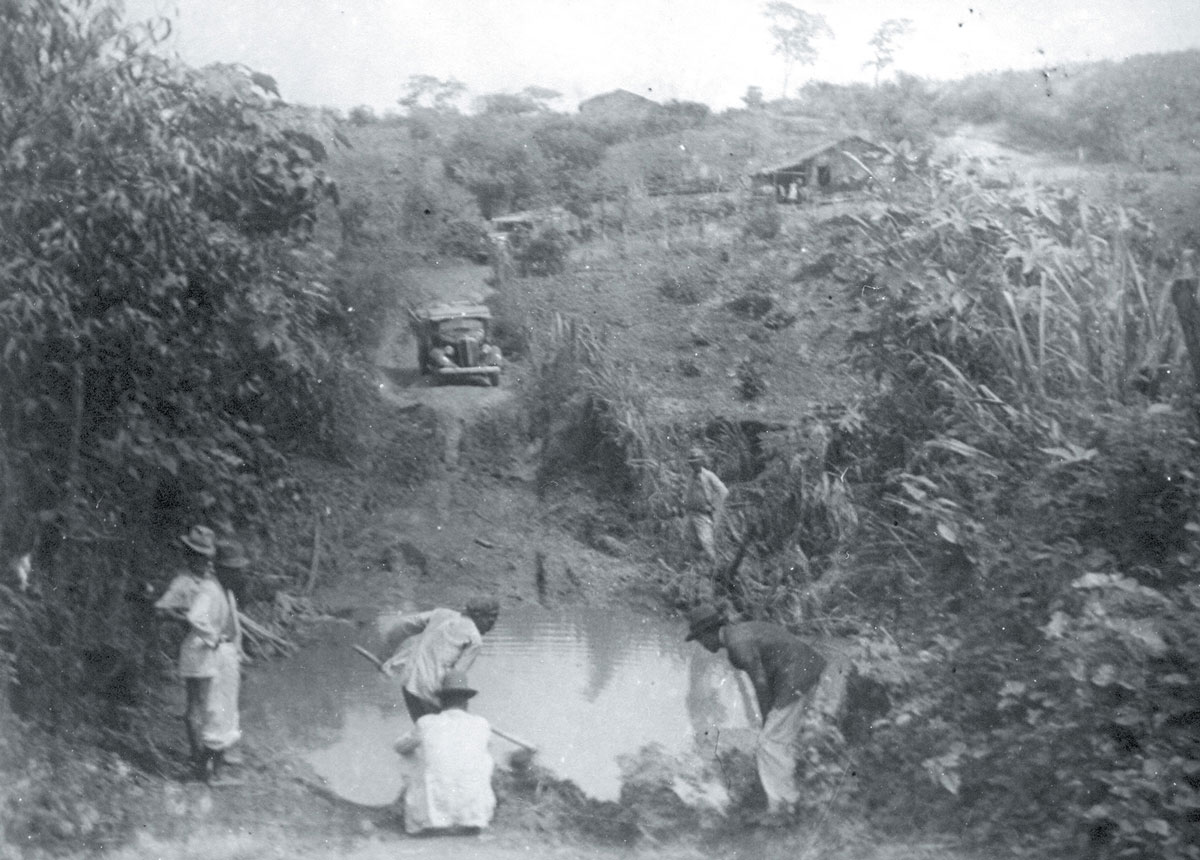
[688, 513, 717, 561]
[756, 696, 808, 812]
[203, 642, 242, 751]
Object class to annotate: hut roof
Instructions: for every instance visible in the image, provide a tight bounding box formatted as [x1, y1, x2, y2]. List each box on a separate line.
[750, 136, 884, 178]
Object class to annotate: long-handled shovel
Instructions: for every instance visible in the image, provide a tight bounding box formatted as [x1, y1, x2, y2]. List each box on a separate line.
[350, 645, 538, 754]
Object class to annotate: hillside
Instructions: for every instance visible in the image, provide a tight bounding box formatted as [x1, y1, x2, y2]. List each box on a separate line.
[6, 13, 1200, 859]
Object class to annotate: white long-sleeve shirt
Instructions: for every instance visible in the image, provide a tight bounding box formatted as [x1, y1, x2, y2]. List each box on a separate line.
[381, 608, 482, 705]
[156, 572, 235, 679]
[685, 466, 728, 516]
[394, 709, 495, 833]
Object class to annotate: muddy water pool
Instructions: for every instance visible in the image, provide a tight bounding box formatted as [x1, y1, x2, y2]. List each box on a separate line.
[244, 606, 758, 806]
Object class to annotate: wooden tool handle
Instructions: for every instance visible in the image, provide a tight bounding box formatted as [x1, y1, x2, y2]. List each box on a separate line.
[352, 644, 387, 671]
[490, 726, 537, 753]
[352, 644, 537, 753]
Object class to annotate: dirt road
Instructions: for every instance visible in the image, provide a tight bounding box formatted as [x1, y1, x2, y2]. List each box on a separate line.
[375, 263, 514, 470]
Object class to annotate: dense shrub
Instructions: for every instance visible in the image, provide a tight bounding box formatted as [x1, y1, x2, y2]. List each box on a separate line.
[435, 219, 492, 262]
[741, 200, 781, 241]
[849, 167, 1174, 403]
[398, 176, 485, 258]
[443, 116, 550, 218]
[734, 355, 768, 401]
[0, 0, 361, 728]
[658, 261, 718, 304]
[835, 164, 1200, 857]
[330, 261, 403, 353]
[484, 287, 532, 360]
[346, 105, 377, 126]
[337, 195, 371, 246]
[514, 227, 570, 276]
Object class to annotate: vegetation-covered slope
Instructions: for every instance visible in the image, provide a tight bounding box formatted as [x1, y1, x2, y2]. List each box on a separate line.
[4, 4, 1200, 858]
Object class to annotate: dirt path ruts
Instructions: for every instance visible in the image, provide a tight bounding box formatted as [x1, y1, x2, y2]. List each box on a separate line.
[375, 263, 514, 469]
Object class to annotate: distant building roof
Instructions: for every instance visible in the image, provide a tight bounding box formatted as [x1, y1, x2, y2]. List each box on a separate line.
[578, 89, 659, 116]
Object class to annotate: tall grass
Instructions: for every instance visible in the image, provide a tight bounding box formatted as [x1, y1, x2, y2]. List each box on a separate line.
[523, 310, 863, 599]
[853, 167, 1178, 404]
[523, 314, 679, 514]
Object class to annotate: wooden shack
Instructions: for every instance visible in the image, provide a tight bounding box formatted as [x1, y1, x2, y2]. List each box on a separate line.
[750, 136, 890, 203]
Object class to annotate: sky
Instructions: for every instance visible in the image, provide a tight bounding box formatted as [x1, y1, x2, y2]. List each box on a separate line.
[121, 1, 1200, 113]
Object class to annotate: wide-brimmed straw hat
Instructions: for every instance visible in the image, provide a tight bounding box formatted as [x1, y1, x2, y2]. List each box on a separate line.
[684, 605, 726, 641]
[180, 525, 217, 557]
[214, 540, 250, 569]
[687, 446, 707, 463]
[437, 670, 477, 700]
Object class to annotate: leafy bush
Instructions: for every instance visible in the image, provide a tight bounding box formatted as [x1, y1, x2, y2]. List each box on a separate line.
[514, 227, 570, 276]
[443, 116, 549, 218]
[434, 218, 491, 262]
[827, 162, 1200, 856]
[397, 176, 485, 258]
[346, 105, 377, 126]
[330, 261, 401, 354]
[337, 196, 371, 246]
[522, 315, 673, 507]
[742, 200, 781, 241]
[735, 356, 768, 401]
[0, 0, 363, 728]
[658, 267, 716, 304]
[849, 167, 1174, 403]
[484, 288, 531, 360]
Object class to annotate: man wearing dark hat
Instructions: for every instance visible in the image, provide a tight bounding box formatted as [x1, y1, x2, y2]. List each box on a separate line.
[683, 446, 728, 564]
[154, 525, 242, 783]
[393, 670, 496, 835]
[684, 604, 826, 815]
[381, 597, 500, 722]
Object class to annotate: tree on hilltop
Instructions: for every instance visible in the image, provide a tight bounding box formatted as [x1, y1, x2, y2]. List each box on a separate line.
[742, 85, 766, 110]
[398, 74, 467, 113]
[762, 2, 833, 98]
[865, 18, 913, 86]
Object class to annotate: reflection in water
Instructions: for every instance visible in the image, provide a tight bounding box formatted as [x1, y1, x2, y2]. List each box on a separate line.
[245, 607, 756, 805]
[687, 653, 730, 746]
[581, 610, 624, 703]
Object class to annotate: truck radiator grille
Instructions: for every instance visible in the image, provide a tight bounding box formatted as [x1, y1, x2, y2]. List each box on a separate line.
[457, 338, 479, 367]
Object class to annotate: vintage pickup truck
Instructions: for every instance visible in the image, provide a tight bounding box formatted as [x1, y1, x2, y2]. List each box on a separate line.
[411, 302, 503, 386]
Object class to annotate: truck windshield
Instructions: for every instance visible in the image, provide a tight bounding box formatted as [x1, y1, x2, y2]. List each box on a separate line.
[437, 319, 485, 340]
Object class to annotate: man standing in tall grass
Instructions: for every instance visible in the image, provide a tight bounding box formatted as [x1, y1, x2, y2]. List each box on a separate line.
[684, 446, 729, 565]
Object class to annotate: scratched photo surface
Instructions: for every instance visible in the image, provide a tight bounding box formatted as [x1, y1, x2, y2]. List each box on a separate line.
[5, 2, 1200, 859]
